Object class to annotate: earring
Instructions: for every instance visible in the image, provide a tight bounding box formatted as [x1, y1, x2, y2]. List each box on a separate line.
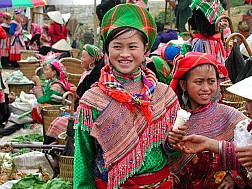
[182, 90, 188, 106]
[89, 62, 95, 69]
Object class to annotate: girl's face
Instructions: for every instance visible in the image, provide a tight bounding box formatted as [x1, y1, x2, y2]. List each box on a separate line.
[43, 64, 57, 80]
[81, 49, 94, 69]
[180, 65, 218, 110]
[245, 100, 252, 119]
[108, 30, 147, 74]
[15, 14, 21, 22]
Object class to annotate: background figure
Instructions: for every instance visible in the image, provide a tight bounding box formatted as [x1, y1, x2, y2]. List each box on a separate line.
[44, 44, 104, 144]
[168, 0, 192, 33]
[9, 9, 26, 68]
[47, 11, 68, 46]
[168, 52, 249, 188]
[39, 24, 51, 55]
[31, 59, 71, 105]
[29, 23, 41, 51]
[0, 12, 12, 69]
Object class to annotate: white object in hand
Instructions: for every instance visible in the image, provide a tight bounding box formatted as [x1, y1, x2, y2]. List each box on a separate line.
[173, 109, 191, 131]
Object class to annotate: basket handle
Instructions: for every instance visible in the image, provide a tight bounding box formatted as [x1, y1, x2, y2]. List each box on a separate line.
[226, 32, 252, 57]
[215, 15, 234, 33]
[35, 66, 43, 76]
[62, 92, 75, 116]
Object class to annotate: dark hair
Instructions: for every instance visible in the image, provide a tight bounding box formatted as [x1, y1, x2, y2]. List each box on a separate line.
[104, 26, 148, 54]
[48, 63, 60, 77]
[177, 64, 219, 103]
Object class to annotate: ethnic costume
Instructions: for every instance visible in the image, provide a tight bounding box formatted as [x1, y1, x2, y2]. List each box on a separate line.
[74, 4, 180, 189]
[74, 65, 179, 189]
[31, 60, 71, 104]
[170, 52, 250, 188]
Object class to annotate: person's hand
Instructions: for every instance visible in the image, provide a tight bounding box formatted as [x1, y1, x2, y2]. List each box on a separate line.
[168, 125, 186, 149]
[32, 75, 41, 86]
[236, 145, 252, 169]
[217, 173, 235, 189]
[180, 135, 218, 154]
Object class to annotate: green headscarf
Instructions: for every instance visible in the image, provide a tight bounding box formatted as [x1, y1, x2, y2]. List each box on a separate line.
[151, 56, 172, 85]
[101, 3, 157, 52]
[190, 0, 224, 24]
[83, 44, 104, 61]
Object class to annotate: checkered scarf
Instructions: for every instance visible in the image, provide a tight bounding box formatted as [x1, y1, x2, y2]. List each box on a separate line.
[96, 64, 157, 123]
[190, 0, 224, 24]
[101, 3, 157, 52]
[83, 44, 103, 61]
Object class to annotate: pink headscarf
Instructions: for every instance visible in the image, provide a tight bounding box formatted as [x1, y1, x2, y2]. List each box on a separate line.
[31, 23, 41, 35]
[47, 59, 71, 90]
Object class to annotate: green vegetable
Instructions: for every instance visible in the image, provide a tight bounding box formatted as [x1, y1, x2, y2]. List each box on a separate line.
[10, 134, 43, 143]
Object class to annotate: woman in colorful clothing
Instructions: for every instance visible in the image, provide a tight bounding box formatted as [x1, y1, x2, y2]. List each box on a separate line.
[28, 23, 41, 51]
[74, 4, 186, 189]
[168, 51, 249, 188]
[9, 9, 26, 67]
[47, 11, 68, 46]
[44, 44, 104, 144]
[31, 59, 71, 105]
[0, 12, 12, 69]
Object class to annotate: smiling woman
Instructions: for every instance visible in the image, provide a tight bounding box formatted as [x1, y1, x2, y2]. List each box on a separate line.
[0, 0, 46, 8]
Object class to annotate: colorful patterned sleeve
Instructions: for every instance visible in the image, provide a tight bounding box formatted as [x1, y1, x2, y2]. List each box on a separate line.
[73, 105, 99, 189]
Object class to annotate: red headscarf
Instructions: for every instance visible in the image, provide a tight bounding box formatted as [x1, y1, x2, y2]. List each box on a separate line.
[170, 52, 228, 96]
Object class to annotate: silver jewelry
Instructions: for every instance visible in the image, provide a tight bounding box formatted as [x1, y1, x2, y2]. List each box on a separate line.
[182, 90, 188, 106]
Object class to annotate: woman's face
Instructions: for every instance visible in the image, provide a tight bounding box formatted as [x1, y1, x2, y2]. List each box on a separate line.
[245, 100, 252, 119]
[180, 65, 218, 110]
[108, 30, 147, 74]
[43, 64, 57, 80]
[81, 49, 94, 69]
[15, 14, 21, 22]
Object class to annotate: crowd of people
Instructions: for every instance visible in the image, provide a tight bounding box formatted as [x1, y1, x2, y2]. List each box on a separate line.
[0, 0, 252, 188]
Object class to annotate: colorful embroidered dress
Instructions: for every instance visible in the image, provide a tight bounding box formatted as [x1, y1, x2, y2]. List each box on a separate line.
[74, 66, 180, 189]
[167, 102, 248, 188]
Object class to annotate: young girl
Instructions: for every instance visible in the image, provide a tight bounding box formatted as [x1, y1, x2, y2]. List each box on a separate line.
[74, 4, 185, 189]
[168, 52, 249, 188]
[31, 59, 71, 104]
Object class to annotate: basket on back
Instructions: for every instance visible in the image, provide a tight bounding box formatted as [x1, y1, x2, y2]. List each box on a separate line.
[220, 79, 245, 109]
[59, 57, 84, 74]
[41, 105, 65, 136]
[71, 48, 80, 58]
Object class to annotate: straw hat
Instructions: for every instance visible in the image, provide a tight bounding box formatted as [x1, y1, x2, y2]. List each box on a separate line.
[52, 39, 72, 51]
[227, 76, 252, 101]
[62, 13, 71, 24]
[47, 11, 64, 25]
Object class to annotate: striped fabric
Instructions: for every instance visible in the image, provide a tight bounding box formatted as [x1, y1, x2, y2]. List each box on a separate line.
[190, 0, 224, 24]
[101, 3, 157, 51]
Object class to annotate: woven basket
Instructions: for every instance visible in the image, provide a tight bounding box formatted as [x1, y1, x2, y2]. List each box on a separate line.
[222, 99, 246, 109]
[41, 105, 65, 135]
[71, 48, 80, 58]
[58, 155, 74, 183]
[59, 58, 85, 74]
[8, 83, 34, 97]
[20, 50, 39, 60]
[220, 80, 244, 102]
[58, 131, 67, 145]
[18, 61, 40, 80]
[68, 73, 82, 87]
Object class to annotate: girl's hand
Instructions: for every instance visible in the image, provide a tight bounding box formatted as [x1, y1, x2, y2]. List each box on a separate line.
[217, 173, 235, 189]
[32, 75, 41, 86]
[236, 145, 252, 169]
[180, 135, 218, 154]
[168, 125, 186, 149]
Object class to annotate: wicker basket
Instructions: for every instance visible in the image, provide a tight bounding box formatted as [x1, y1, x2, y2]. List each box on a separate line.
[18, 61, 40, 80]
[222, 99, 246, 109]
[41, 105, 65, 135]
[8, 83, 34, 97]
[71, 48, 80, 58]
[68, 73, 82, 87]
[58, 155, 74, 183]
[59, 58, 85, 74]
[220, 80, 244, 102]
[58, 131, 67, 145]
[20, 50, 39, 60]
